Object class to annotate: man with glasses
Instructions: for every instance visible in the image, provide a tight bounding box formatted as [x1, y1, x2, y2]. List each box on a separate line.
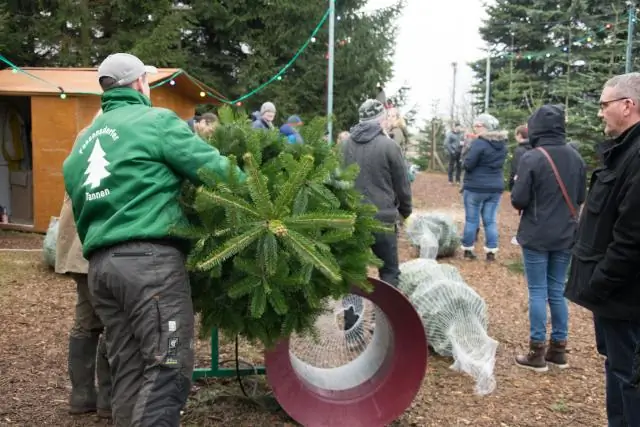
[63, 53, 243, 426]
[565, 73, 640, 426]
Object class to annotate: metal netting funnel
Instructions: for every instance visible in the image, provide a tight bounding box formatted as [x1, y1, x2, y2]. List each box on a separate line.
[264, 277, 428, 427]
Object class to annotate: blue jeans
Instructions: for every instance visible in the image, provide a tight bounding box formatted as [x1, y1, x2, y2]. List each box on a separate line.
[461, 191, 501, 250]
[522, 248, 570, 342]
[594, 316, 640, 427]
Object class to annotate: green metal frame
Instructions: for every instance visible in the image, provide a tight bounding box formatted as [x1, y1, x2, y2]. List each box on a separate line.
[192, 328, 266, 380]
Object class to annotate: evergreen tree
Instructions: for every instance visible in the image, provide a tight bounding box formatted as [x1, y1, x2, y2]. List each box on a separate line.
[472, 0, 639, 167]
[0, 0, 404, 131]
[174, 106, 389, 348]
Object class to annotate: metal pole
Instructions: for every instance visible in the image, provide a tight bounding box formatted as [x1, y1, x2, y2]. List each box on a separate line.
[327, 0, 336, 143]
[484, 54, 491, 112]
[626, 2, 636, 73]
[450, 62, 458, 122]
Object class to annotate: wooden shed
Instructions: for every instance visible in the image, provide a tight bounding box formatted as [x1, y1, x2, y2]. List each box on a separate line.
[0, 67, 220, 232]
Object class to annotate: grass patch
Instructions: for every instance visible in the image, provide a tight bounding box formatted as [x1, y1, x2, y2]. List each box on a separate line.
[505, 258, 525, 275]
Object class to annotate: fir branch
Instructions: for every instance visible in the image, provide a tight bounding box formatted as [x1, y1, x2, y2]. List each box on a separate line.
[249, 284, 267, 318]
[195, 187, 261, 220]
[258, 233, 279, 276]
[280, 229, 342, 283]
[227, 276, 262, 299]
[196, 226, 266, 271]
[243, 152, 275, 217]
[273, 154, 315, 213]
[283, 211, 356, 230]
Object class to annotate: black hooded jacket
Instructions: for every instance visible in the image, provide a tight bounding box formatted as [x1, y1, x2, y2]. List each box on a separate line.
[511, 104, 587, 252]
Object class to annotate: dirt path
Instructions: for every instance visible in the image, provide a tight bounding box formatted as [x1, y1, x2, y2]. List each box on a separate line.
[0, 172, 606, 426]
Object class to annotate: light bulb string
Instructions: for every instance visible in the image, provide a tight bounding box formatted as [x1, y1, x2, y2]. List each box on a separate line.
[0, 7, 331, 103]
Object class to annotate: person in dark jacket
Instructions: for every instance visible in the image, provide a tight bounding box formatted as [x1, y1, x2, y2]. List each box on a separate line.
[565, 73, 640, 426]
[187, 112, 218, 139]
[251, 102, 276, 129]
[443, 122, 464, 184]
[508, 125, 532, 191]
[342, 98, 412, 287]
[460, 113, 508, 261]
[510, 104, 587, 372]
[279, 115, 304, 144]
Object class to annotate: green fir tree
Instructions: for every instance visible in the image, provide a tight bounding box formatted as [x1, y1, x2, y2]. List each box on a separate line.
[173, 106, 390, 348]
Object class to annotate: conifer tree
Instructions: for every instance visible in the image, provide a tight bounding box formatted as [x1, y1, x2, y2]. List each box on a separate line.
[174, 106, 389, 348]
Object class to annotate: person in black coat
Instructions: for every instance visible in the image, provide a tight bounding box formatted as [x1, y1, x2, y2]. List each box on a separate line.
[510, 104, 586, 372]
[508, 125, 532, 191]
[565, 73, 640, 426]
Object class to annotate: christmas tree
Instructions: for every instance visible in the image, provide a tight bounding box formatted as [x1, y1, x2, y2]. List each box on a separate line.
[174, 107, 390, 348]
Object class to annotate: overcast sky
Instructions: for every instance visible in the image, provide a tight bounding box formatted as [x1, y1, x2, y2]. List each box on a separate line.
[363, 0, 489, 127]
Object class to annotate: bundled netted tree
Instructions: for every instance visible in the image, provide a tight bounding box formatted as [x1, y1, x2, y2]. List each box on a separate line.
[174, 106, 389, 348]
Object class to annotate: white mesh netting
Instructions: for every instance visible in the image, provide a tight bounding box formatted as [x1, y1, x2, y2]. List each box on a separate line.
[399, 258, 498, 395]
[404, 212, 460, 259]
[287, 295, 391, 391]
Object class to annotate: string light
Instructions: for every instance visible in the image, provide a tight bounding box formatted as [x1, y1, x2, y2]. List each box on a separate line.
[0, 6, 332, 105]
[493, 16, 619, 61]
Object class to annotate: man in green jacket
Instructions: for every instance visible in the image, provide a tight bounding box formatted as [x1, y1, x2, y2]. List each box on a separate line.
[63, 52, 242, 427]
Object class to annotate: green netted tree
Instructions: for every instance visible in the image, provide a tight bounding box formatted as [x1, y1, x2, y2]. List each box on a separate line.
[174, 106, 389, 348]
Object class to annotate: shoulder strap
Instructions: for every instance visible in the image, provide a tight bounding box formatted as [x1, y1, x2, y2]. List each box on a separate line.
[536, 147, 578, 220]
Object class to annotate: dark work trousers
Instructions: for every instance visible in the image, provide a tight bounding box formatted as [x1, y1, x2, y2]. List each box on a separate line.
[594, 315, 640, 427]
[344, 225, 400, 331]
[88, 241, 194, 427]
[448, 152, 462, 183]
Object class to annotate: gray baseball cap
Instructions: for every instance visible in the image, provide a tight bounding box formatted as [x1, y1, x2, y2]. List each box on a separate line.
[97, 53, 158, 87]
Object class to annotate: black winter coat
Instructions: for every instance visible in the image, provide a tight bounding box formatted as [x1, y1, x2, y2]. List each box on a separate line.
[508, 140, 532, 191]
[565, 121, 640, 320]
[511, 105, 587, 252]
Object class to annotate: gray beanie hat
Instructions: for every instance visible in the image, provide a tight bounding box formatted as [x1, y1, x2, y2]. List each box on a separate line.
[260, 102, 276, 115]
[358, 99, 386, 122]
[474, 113, 500, 131]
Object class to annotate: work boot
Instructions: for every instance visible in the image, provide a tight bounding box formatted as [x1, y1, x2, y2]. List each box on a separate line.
[96, 334, 113, 419]
[515, 341, 548, 372]
[68, 335, 99, 414]
[545, 340, 569, 369]
[463, 250, 477, 260]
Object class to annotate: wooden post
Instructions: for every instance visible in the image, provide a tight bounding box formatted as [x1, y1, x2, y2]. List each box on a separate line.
[430, 121, 436, 170]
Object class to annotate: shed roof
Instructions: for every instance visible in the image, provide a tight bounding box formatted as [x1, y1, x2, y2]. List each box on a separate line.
[0, 67, 223, 104]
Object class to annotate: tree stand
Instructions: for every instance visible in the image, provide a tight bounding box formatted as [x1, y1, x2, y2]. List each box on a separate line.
[192, 329, 266, 380]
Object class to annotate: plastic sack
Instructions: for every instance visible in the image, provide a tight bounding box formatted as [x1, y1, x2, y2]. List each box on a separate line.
[399, 259, 498, 395]
[43, 216, 59, 268]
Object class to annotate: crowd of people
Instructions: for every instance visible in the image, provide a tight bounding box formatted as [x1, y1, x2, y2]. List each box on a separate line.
[51, 49, 640, 426]
[54, 52, 413, 426]
[441, 73, 640, 426]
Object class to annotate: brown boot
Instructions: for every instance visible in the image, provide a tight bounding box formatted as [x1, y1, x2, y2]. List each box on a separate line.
[545, 340, 569, 369]
[515, 341, 548, 372]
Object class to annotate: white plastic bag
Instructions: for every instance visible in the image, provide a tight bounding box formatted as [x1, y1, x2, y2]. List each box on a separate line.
[43, 216, 59, 268]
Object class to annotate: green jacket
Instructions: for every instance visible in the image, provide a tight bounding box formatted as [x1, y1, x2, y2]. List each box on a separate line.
[63, 88, 238, 257]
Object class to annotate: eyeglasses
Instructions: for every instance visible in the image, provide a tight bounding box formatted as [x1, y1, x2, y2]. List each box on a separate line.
[599, 97, 631, 109]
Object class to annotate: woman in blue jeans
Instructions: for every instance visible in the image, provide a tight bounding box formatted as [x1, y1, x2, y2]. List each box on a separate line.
[510, 104, 586, 372]
[460, 113, 508, 261]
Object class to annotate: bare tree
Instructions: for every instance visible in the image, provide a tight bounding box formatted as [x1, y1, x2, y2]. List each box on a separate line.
[456, 92, 477, 128]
